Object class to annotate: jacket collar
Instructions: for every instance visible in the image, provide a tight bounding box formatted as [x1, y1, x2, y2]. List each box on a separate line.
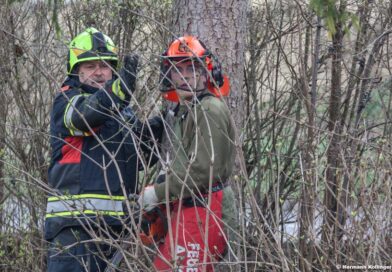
[62, 76, 101, 94]
[175, 91, 214, 119]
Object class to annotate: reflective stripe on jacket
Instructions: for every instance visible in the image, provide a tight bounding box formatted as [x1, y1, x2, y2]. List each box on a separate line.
[46, 194, 126, 218]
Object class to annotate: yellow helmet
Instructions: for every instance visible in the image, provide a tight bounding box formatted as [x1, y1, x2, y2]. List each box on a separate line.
[67, 27, 118, 74]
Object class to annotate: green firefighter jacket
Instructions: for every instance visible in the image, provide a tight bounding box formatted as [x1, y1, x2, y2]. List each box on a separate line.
[154, 94, 236, 200]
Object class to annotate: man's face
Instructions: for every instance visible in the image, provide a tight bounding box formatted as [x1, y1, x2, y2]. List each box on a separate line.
[170, 59, 207, 98]
[78, 60, 113, 88]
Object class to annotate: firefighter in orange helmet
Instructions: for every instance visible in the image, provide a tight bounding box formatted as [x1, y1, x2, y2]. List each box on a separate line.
[138, 36, 238, 271]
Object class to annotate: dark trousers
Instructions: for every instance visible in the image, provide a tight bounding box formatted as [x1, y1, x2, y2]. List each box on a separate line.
[46, 226, 120, 272]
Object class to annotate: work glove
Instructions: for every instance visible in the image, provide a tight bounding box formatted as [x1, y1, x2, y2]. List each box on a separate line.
[111, 54, 139, 102]
[121, 105, 138, 126]
[122, 193, 140, 216]
[156, 174, 166, 184]
[138, 185, 159, 212]
[156, 170, 166, 184]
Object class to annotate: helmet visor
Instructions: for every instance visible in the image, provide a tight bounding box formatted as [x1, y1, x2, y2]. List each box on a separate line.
[159, 57, 207, 92]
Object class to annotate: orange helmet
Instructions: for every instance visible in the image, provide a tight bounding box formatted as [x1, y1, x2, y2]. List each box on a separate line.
[166, 36, 207, 58]
[159, 36, 230, 102]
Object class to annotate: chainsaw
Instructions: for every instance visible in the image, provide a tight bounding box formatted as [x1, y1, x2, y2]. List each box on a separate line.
[105, 194, 168, 272]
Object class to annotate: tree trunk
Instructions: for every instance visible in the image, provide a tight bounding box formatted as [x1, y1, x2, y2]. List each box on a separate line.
[171, 0, 247, 128]
[298, 15, 321, 272]
[0, 0, 11, 231]
[322, 4, 345, 267]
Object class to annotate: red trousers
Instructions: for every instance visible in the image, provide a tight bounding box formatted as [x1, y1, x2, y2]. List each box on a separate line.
[153, 190, 227, 271]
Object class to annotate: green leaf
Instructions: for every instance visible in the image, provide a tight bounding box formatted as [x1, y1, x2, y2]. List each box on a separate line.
[326, 16, 336, 36]
[351, 13, 360, 31]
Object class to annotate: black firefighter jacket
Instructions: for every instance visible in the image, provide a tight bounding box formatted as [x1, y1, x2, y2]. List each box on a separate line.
[45, 77, 162, 240]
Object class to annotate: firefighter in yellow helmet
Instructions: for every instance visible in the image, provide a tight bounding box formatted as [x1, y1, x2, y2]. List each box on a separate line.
[45, 28, 163, 271]
[138, 36, 238, 271]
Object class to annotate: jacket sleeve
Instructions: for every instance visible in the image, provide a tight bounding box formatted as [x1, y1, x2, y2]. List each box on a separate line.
[63, 85, 124, 134]
[154, 101, 232, 200]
